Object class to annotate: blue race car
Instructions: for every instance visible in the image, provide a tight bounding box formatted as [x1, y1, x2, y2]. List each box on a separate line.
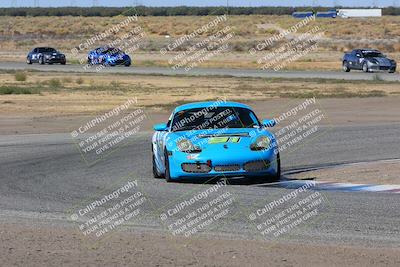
[152, 101, 280, 183]
[87, 47, 131, 67]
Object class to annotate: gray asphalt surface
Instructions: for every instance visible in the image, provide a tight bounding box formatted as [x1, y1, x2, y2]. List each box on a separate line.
[1, 123, 399, 247]
[2, 61, 400, 81]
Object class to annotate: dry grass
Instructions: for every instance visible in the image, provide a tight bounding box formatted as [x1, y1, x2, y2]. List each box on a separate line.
[0, 71, 398, 115]
[1, 15, 400, 70]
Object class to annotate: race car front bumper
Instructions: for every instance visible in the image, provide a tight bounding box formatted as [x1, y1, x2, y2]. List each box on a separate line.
[167, 147, 279, 180]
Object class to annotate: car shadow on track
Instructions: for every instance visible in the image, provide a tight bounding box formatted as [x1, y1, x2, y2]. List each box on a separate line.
[175, 175, 316, 186]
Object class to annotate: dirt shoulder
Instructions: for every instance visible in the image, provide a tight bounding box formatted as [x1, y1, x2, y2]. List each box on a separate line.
[1, 221, 399, 267]
[286, 159, 400, 185]
[1, 96, 400, 135]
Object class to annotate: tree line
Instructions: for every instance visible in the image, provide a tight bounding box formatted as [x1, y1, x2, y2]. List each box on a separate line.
[1, 6, 400, 17]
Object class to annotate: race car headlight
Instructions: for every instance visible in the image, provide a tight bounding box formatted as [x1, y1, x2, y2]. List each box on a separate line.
[177, 138, 201, 153]
[250, 136, 271, 151]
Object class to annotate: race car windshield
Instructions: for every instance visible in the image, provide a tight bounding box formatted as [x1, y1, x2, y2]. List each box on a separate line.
[171, 107, 260, 132]
[102, 48, 122, 55]
[362, 51, 384, 58]
[38, 48, 56, 53]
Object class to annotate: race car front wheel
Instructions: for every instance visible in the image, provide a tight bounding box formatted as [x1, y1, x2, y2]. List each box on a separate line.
[263, 152, 281, 183]
[39, 56, 45, 65]
[164, 149, 174, 183]
[152, 152, 163, 178]
[362, 62, 369, 73]
[26, 57, 32, 64]
[271, 152, 281, 182]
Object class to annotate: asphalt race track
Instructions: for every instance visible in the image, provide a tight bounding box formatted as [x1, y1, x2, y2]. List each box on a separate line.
[2, 61, 400, 81]
[1, 123, 399, 247]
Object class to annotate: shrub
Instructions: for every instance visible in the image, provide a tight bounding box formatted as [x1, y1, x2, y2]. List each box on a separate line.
[14, 72, 27, 82]
[48, 78, 62, 88]
[0, 86, 40, 95]
[76, 77, 84, 84]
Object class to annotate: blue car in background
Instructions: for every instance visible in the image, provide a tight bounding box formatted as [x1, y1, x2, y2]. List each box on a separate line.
[87, 47, 131, 67]
[152, 101, 281, 183]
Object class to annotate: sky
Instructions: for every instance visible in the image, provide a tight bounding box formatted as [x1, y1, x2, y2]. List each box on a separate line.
[2, 0, 399, 8]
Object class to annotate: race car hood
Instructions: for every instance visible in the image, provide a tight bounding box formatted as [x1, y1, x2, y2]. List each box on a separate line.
[168, 127, 275, 150]
[369, 57, 393, 65]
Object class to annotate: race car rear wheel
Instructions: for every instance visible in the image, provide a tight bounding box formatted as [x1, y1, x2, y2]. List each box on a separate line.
[342, 61, 350, 72]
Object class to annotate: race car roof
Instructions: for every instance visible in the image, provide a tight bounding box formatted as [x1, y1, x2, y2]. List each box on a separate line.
[174, 101, 252, 113]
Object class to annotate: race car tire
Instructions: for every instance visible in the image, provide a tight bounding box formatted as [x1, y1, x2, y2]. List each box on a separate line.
[164, 149, 175, 183]
[26, 57, 32, 64]
[125, 62, 131, 67]
[61, 61, 66, 65]
[39, 56, 45, 65]
[270, 152, 281, 182]
[362, 62, 369, 73]
[389, 68, 396, 73]
[262, 152, 281, 183]
[342, 61, 350, 72]
[152, 152, 163, 178]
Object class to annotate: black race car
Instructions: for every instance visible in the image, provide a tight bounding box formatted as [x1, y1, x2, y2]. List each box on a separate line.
[27, 47, 66, 65]
[342, 49, 396, 73]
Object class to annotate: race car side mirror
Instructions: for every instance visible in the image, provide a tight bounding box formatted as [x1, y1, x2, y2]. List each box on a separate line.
[153, 123, 168, 131]
[262, 119, 276, 127]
